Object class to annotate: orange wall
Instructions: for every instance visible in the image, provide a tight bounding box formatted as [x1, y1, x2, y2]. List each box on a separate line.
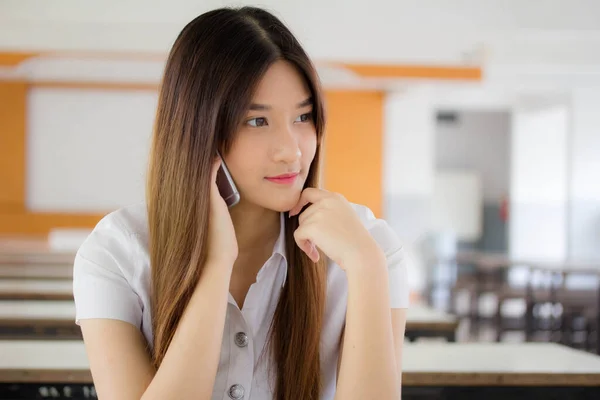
[0, 82, 27, 213]
[0, 85, 383, 234]
[323, 91, 383, 217]
[0, 212, 106, 236]
[0, 82, 107, 234]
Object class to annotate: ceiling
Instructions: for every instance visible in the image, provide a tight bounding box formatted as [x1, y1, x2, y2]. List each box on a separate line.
[1, 0, 599, 107]
[1, 0, 599, 64]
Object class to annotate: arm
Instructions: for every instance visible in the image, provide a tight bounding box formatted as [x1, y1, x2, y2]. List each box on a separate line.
[334, 251, 401, 400]
[336, 309, 407, 395]
[287, 189, 408, 398]
[80, 259, 233, 400]
[391, 309, 407, 392]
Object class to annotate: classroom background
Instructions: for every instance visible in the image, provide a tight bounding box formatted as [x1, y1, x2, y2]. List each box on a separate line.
[1, 1, 600, 399]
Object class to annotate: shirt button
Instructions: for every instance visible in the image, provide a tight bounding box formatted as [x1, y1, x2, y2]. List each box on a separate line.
[228, 384, 245, 399]
[234, 332, 249, 348]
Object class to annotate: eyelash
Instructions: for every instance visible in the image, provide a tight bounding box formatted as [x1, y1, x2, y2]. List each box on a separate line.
[246, 113, 313, 128]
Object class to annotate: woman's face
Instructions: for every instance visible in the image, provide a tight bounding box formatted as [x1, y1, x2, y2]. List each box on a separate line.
[223, 60, 318, 212]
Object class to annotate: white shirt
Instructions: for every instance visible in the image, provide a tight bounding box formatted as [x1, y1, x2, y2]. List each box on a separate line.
[73, 201, 408, 400]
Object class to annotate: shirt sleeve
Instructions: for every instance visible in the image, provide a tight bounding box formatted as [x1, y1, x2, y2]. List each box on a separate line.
[354, 204, 409, 309]
[73, 214, 143, 328]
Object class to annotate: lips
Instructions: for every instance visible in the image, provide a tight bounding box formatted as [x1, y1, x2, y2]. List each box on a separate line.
[265, 172, 299, 184]
[267, 172, 299, 179]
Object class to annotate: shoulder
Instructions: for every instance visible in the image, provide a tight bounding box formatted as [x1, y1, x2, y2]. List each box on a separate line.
[93, 201, 148, 237]
[73, 202, 150, 327]
[81, 201, 148, 247]
[75, 201, 149, 282]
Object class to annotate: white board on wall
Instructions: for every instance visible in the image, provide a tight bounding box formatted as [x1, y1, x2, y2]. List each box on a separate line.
[27, 88, 157, 213]
[432, 170, 483, 241]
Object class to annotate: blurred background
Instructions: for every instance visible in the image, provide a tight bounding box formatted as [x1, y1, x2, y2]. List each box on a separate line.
[1, 0, 600, 351]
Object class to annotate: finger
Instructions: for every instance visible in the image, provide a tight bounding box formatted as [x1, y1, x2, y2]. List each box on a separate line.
[293, 225, 320, 263]
[289, 188, 331, 217]
[309, 241, 320, 262]
[297, 202, 320, 226]
[301, 239, 320, 263]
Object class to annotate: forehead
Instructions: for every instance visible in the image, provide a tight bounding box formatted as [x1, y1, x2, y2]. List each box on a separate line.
[251, 60, 311, 106]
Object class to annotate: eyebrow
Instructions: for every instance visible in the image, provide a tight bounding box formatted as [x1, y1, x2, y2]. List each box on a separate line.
[248, 97, 313, 111]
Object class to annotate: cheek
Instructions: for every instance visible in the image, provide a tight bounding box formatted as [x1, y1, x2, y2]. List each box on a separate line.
[222, 142, 249, 180]
[301, 132, 318, 164]
[223, 138, 265, 182]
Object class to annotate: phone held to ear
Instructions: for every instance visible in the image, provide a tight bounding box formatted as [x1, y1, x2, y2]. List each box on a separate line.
[216, 151, 241, 208]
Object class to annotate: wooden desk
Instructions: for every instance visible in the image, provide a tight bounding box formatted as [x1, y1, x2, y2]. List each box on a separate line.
[0, 264, 73, 280]
[0, 279, 73, 301]
[406, 304, 459, 342]
[2, 341, 600, 399]
[0, 252, 75, 266]
[0, 340, 93, 399]
[0, 301, 80, 340]
[403, 342, 600, 399]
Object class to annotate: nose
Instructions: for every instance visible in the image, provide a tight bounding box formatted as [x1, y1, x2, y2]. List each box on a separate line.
[272, 124, 302, 164]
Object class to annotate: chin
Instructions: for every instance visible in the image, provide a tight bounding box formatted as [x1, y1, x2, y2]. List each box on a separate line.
[244, 181, 305, 212]
[264, 197, 300, 213]
[253, 190, 302, 213]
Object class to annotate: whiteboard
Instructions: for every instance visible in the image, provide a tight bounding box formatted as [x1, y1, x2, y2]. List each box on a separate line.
[432, 170, 483, 241]
[27, 87, 157, 212]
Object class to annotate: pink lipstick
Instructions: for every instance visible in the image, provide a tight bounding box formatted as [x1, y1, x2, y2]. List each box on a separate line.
[265, 172, 299, 185]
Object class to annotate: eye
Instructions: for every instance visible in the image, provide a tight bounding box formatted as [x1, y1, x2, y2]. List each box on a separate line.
[247, 117, 268, 127]
[295, 113, 313, 123]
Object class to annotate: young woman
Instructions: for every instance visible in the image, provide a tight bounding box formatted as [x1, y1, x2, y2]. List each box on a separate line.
[73, 6, 408, 400]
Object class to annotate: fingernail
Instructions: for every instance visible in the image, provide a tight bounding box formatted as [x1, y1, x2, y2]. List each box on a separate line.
[312, 245, 319, 262]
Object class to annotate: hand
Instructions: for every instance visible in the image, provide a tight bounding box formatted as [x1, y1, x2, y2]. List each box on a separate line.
[206, 157, 238, 267]
[289, 188, 385, 272]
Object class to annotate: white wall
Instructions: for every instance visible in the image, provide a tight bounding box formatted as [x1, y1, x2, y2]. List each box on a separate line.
[384, 87, 435, 199]
[510, 103, 568, 261]
[383, 86, 436, 292]
[568, 89, 600, 259]
[383, 86, 435, 241]
[570, 90, 600, 202]
[27, 88, 156, 212]
[2, 0, 600, 75]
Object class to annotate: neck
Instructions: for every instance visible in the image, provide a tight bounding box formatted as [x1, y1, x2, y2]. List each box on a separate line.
[229, 199, 281, 259]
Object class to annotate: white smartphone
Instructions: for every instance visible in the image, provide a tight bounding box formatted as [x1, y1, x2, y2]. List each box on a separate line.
[215, 151, 240, 208]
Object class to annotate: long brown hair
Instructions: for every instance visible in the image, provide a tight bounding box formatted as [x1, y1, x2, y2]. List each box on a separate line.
[146, 7, 328, 399]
